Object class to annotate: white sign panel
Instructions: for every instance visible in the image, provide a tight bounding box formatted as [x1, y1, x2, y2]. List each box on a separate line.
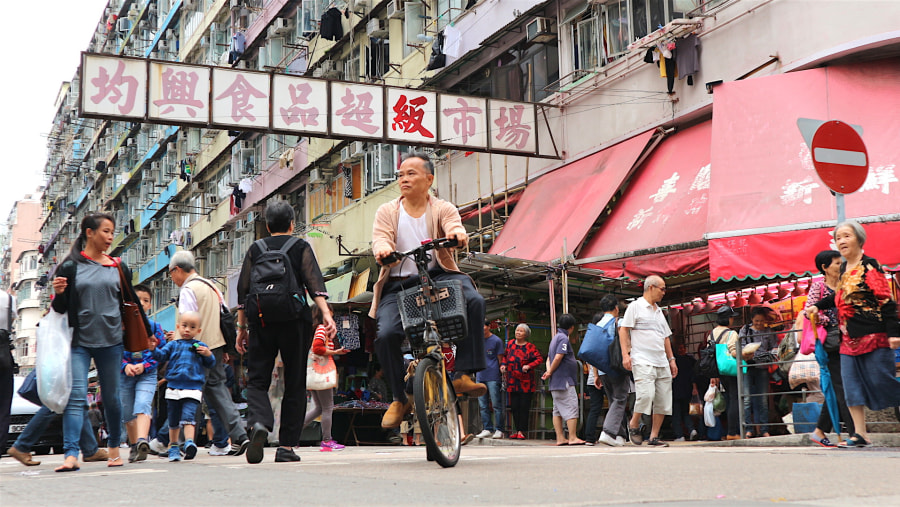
[81, 55, 147, 118]
[272, 75, 328, 134]
[330, 82, 384, 139]
[386, 88, 437, 144]
[489, 99, 537, 154]
[439, 94, 488, 149]
[212, 68, 270, 128]
[148, 62, 210, 124]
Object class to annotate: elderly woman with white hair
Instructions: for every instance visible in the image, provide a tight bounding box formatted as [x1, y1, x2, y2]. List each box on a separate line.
[807, 220, 900, 448]
[500, 323, 543, 440]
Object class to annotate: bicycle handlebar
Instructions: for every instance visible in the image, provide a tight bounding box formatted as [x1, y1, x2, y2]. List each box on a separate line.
[377, 237, 459, 266]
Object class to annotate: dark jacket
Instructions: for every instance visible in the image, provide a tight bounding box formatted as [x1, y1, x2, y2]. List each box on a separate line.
[320, 7, 343, 41]
[152, 338, 215, 391]
[51, 256, 152, 347]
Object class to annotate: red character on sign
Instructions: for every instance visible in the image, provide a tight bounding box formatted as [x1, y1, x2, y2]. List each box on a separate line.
[392, 94, 434, 138]
[153, 68, 205, 117]
[90, 60, 139, 115]
[442, 97, 482, 145]
[215, 74, 267, 123]
[280, 83, 319, 127]
[494, 104, 531, 150]
[334, 88, 379, 135]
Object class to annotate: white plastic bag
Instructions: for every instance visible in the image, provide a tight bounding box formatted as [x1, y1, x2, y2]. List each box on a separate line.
[704, 400, 716, 427]
[704, 383, 718, 403]
[36, 311, 73, 414]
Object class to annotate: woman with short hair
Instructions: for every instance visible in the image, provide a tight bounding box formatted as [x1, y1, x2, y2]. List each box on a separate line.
[807, 220, 900, 447]
[501, 323, 543, 440]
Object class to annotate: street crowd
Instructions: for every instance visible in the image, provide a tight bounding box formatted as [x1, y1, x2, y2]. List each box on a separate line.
[2, 153, 899, 472]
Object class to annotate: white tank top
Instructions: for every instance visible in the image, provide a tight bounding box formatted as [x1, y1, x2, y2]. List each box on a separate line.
[390, 203, 436, 277]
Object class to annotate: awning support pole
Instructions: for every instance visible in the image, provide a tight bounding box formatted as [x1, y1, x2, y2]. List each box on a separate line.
[548, 270, 557, 334]
[476, 153, 483, 253]
[561, 241, 569, 314]
[503, 155, 509, 218]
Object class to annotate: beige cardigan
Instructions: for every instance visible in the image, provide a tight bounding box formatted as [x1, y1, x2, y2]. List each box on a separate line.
[368, 195, 467, 318]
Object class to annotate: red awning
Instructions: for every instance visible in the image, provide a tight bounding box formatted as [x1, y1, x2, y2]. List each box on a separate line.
[578, 121, 712, 278]
[710, 221, 900, 282]
[488, 130, 655, 262]
[708, 58, 900, 280]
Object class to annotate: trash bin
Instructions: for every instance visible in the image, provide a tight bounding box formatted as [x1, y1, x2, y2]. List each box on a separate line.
[792, 402, 822, 434]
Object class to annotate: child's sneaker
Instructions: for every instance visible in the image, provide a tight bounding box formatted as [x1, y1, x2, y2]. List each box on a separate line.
[320, 440, 345, 451]
[167, 445, 182, 462]
[183, 440, 198, 460]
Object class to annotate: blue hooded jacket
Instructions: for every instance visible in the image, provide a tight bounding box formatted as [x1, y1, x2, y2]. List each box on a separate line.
[152, 338, 215, 391]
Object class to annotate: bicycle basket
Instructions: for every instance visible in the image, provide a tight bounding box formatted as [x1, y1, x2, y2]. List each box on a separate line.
[398, 280, 467, 346]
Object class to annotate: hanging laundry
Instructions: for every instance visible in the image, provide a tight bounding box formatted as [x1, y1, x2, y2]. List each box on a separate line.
[320, 7, 343, 41]
[179, 159, 192, 181]
[343, 165, 353, 199]
[170, 229, 184, 246]
[238, 177, 253, 194]
[232, 185, 247, 211]
[232, 31, 246, 54]
[675, 34, 701, 83]
[443, 25, 462, 64]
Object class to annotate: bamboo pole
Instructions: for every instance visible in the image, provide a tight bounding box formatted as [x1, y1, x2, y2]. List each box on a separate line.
[476, 153, 483, 253]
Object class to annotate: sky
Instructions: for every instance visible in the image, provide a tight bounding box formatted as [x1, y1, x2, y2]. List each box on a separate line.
[0, 0, 111, 227]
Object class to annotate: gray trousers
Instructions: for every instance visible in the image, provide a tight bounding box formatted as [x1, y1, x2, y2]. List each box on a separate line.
[203, 347, 247, 443]
[304, 389, 335, 441]
[600, 374, 633, 438]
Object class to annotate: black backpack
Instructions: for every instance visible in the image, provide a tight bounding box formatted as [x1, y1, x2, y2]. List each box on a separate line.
[245, 237, 305, 327]
[696, 328, 727, 378]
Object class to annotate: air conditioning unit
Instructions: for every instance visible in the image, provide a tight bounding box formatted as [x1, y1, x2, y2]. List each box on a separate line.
[167, 142, 176, 153]
[239, 140, 253, 151]
[387, 0, 405, 19]
[200, 36, 209, 47]
[117, 18, 131, 32]
[351, 141, 365, 157]
[149, 220, 160, 230]
[272, 17, 292, 35]
[526, 17, 556, 43]
[340, 146, 353, 163]
[159, 40, 168, 50]
[127, 137, 134, 146]
[217, 230, 232, 243]
[206, 194, 219, 207]
[366, 18, 388, 38]
[246, 211, 257, 223]
[315, 60, 342, 79]
[184, 0, 197, 10]
[209, 22, 218, 33]
[309, 168, 325, 184]
[118, 147, 127, 158]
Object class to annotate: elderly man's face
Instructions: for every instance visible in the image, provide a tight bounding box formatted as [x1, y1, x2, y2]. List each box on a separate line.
[396, 157, 434, 199]
[169, 266, 188, 287]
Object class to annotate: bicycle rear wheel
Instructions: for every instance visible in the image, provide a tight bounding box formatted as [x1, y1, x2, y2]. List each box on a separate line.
[414, 356, 461, 468]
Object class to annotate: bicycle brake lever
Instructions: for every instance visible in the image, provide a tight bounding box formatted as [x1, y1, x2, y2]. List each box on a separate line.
[378, 252, 400, 266]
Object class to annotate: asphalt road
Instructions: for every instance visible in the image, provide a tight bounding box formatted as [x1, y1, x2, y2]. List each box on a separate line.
[2, 442, 898, 506]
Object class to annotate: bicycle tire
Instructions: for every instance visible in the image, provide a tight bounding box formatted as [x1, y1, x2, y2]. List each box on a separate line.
[414, 356, 461, 468]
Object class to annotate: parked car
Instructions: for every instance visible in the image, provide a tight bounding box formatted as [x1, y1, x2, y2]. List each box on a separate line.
[4, 375, 64, 455]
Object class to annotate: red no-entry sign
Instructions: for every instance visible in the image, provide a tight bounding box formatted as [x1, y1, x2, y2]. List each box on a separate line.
[810, 120, 868, 194]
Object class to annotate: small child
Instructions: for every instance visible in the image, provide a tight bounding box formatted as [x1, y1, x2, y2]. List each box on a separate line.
[151, 311, 214, 462]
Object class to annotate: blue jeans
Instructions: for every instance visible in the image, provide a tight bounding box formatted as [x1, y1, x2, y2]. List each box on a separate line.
[65, 344, 123, 458]
[120, 371, 157, 421]
[478, 380, 504, 433]
[208, 406, 229, 447]
[743, 367, 769, 434]
[167, 398, 200, 429]
[14, 405, 98, 456]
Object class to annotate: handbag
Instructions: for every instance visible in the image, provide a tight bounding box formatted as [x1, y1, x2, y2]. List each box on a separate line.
[823, 326, 841, 352]
[306, 351, 337, 390]
[799, 316, 826, 355]
[715, 343, 747, 376]
[17, 369, 42, 406]
[696, 329, 725, 377]
[788, 353, 820, 389]
[608, 326, 628, 376]
[191, 277, 238, 354]
[116, 261, 152, 353]
[577, 318, 617, 374]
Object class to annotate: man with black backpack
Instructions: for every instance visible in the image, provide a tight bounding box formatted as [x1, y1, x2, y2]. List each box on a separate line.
[235, 200, 334, 464]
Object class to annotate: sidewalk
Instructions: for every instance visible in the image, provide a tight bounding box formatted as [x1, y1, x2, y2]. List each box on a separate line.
[467, 432, 900, 447]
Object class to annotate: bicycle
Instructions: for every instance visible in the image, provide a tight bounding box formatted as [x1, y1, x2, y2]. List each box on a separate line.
[379, 237, 468, 467]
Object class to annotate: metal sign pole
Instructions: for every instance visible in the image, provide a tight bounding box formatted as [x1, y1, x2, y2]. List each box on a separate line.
[836, 193, 846, 224]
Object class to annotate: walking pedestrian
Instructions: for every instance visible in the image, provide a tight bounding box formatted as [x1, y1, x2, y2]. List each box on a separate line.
[51, 213, 151, 471]
[542, 313, 585, 446]
[302, 303, 348, 452]
[235, 200, 334, 463]
[595, 294, 632, 447]
[476, 321, 506, 439]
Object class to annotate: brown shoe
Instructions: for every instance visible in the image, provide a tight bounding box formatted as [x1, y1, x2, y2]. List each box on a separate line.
[452, 374, 487, 397]
[8, 447, 40, 466]
[83, 449, 109, 462]
[381, 400, 412, 429]
[725, 435, 742, 441]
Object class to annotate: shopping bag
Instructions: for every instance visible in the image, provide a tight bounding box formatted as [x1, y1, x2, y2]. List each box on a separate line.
[689, 393, 703, 415]
[577, 318, 617, 374]
[35, 311, 73, 414]
[788, 353, 820, 389]
[704, 383, 718, 403]
[704, 400, 716, 427]
[17, 370, 42, 407]
[715, 343, 747, 376]
[306, 352, 337, 390]
[799, 317, 826, 355]
[713, 386, 726, 414]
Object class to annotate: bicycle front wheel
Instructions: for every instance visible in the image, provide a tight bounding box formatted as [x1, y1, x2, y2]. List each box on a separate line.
[413, 356, 461, 468]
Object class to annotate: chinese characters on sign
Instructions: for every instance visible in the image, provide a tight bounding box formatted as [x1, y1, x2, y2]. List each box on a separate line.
[149, 63, 210, 122]
[82, 55, 147, 118]
[80, 54, 543, 156]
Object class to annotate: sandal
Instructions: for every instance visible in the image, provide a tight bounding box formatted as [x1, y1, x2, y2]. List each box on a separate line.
[838, 433, 871, 448]
[809, 433, 836, 448]
[628, 427, 643, 446]
[55, 458, 80, 473]
[108, 456, 124, 467]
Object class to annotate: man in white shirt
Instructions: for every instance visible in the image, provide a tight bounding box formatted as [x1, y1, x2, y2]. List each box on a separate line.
[619, 275, 678, 446]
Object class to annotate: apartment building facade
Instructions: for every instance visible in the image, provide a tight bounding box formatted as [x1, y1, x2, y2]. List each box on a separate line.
[2, 197, 43, 373]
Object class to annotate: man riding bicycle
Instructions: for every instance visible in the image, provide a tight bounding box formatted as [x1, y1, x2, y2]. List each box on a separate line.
[370, 152, 487, 429]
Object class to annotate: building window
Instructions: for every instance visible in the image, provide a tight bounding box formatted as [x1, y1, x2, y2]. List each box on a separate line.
[19, 281, 31, 301]
[404, 2, 425, 58]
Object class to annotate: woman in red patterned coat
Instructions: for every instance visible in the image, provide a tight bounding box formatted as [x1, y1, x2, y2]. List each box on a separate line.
[500, 324, 543, 440]
[807, 220, 900, 448]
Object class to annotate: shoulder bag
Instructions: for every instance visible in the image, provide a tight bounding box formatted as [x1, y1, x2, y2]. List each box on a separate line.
[307, 350, 337, 390]
[116, 261, 152, 352]
[191, 277, 238, 355]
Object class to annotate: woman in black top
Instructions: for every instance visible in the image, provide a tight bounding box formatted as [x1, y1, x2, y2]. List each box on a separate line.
[52, 213, 148, 471]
